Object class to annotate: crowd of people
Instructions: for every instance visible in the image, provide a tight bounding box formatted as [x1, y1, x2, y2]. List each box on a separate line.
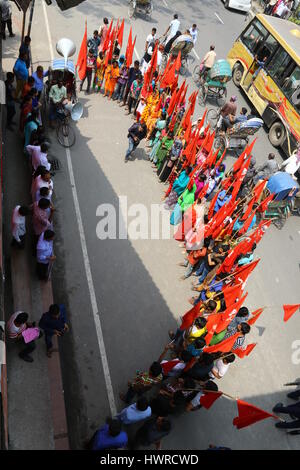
[5, 32, 70, 361]
[264, 0, 298, 18]
[79, 15, 300, 450]
[4, 9, 300, 449]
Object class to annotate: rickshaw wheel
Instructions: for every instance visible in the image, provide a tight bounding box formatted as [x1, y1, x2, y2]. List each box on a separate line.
[217, 87, 227, 107]
[214, 135, 226, 153]
[128, 2, 135, 18]
[198, 85, 207, 105]
[180, 58, 187, 76]
[192, 65, 201, 85]
[207, 108, 218, 128]
[57, 123, 76, 148]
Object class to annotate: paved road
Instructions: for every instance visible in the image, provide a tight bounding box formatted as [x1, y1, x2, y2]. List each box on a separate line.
[27, 0, 300, 449]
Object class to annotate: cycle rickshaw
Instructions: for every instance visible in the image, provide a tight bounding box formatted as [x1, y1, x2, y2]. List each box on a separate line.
[262, 172, 299, 230]
[160, 33, 194, 76]
[128, 0, 153, 19]
[212, 117, 264, 155]
[193, 59, 232, 106]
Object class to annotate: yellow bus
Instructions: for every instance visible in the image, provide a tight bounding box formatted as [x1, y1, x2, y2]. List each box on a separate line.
[227, 14, 300, 156]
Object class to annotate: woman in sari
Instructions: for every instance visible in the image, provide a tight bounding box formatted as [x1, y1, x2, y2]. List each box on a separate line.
[148, 112, 167, 161]
[158, 138, 183, 182]
[104, 60, 119, 99]
[164, 166, 192, 209]
[154, 132, 174, 169]
[170, 180, 197, 226]
[93, 51, 105, 92]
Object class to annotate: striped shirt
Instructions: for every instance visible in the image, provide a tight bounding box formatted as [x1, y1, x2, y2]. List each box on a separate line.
[7, 312, 27, 339]
[223, 328, 245, 350]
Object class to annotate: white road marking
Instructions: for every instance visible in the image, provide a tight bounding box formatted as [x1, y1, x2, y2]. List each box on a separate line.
[134, 46, 140, 60]
[162, 0, 168, 6]
[192, 49, 200, 60]
[42, 4, 117, 416]
[214, 12, 224, 24]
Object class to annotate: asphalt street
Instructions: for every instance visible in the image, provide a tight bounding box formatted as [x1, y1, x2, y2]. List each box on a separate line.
[26, 0, 300, 449]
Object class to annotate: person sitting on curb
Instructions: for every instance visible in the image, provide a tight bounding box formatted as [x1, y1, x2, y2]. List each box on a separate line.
[6, 311, 42, 363]
[38, 304, 69, 357]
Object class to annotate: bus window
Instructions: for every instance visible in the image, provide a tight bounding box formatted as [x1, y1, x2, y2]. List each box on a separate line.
[266, 47, 293, 83]
[282, 66, 300, 110]
[258, 34, 278, 62]
[241, 19, 268, 54]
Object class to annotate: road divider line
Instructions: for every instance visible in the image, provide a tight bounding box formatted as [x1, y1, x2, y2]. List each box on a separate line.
[42, 3, 117, 417]
[215, 12, 224, 24]
[193, 49, 200, 60]
[162, 0, 168, 6]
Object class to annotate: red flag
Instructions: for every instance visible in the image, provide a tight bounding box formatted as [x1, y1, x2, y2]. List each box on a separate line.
[217, 148, 227, 166]
[195, 109, 207, 136]
[232, 259, 260, 285]
[102, 18, 113, 53]
[182, 106, 192, 130]
[104, 34, 114, 67]
[240, 196, 256, 221]
[283, 304, 300, 322]
[168, 88, 180, 117]
[247, 308, 264, 326]
[155, 96, 163, 113]
[232, 148, 247, 174]
[249, 220, 271, 244]
[257, 193, 274, 213]
[238, 209, 257, 236]
[204, 332, 240, 353]
[207, 190, 220, 219]
[204, 313, 222, 345]
[183, 119, 192, 142]
[117, 18, 124, 48]
[129, 35, 136, 68]
[215, 293, 248, 333]
[161, 359, 181, 375]
[168, 111, 177, 132]
[234, 343, 257, 359]
[200, 391, 223, 409]
[160, 60, 176, 88]
[253, 179, 267, 203]
[222, 283, 244, 307]
[179, 83, 188, 106]
[175, 50, 181, 72]
[218, 238, 254, 274]
[125, 27, 133, 65]
[203, 130, 215, 154]
[76, 22, 87, 80]
[189, 91, 198, 116]
[233, 399, 277, 429]
[180, 303, 202, 330]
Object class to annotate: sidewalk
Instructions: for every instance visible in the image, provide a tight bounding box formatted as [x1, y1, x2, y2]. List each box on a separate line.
[2, 6, 68, 450]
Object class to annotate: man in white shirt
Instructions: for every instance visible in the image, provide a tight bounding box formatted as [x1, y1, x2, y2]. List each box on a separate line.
[31, 169, 53, 201]
[145, 28, 157, 52]
[26, 143, 51, 172]
[11, 205, 30, 248]
[36, 229, 56, 280]
[35, 186, 52, 203]
[209, 354, 235, 380]
[189, 24, 198, 45]
[186, 381, 219, 412]
[164, 14, 180, 46]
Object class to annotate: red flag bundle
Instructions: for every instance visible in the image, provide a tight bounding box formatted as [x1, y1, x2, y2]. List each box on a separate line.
[283, 304, 300, 322]
[257, 193, 274, 213]
[180, 302, 203, 331]
[233, 399, 277, 429]
[126, 34, 136, 68]
[117, 18, 124, 47]
[76, 21, 87, 80]
[200, 391, 223, 409]
[204, 332, 240, 353]
[234, 343, 257, 359]
[247, 308, 264, 326]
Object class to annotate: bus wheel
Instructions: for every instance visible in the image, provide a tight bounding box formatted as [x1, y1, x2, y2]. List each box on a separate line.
[232, 64, 243, 87]
[269, 121, 286, 148]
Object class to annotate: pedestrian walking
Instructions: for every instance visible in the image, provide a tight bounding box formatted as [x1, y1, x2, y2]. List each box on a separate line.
[0, 0, 15, 39]
[19, 35, 31, 69]
[36, 229, 56, 280]
[6, 311, 41, 363]
[80, 48, 96, 93]
[116, 397, 152, 425]
[132, 417, 171, 449]
[88, 418, 128, 450]
[13, 52, 29, 99]
[124, 120, 147, 162]
[11, 205, 30, 249]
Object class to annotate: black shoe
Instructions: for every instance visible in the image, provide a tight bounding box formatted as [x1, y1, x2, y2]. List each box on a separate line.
[273, 402, 284, 412]
[19, 353, 33, 363]
[9, 33, 15, 37]
[2, 36, 6, 40]
[275, 421, 287, 428]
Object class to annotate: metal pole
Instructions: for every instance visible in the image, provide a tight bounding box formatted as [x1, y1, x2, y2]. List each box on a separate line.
[21, 10, 27, 43]
[27, 0, 35, 37]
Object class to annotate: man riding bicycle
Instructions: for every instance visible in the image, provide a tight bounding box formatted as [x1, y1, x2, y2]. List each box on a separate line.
[49, 79, 68, 128]
[198, 45, 216, 82]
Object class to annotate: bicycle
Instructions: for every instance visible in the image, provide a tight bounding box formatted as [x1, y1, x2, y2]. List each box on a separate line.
[56, 107, 76, 148]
